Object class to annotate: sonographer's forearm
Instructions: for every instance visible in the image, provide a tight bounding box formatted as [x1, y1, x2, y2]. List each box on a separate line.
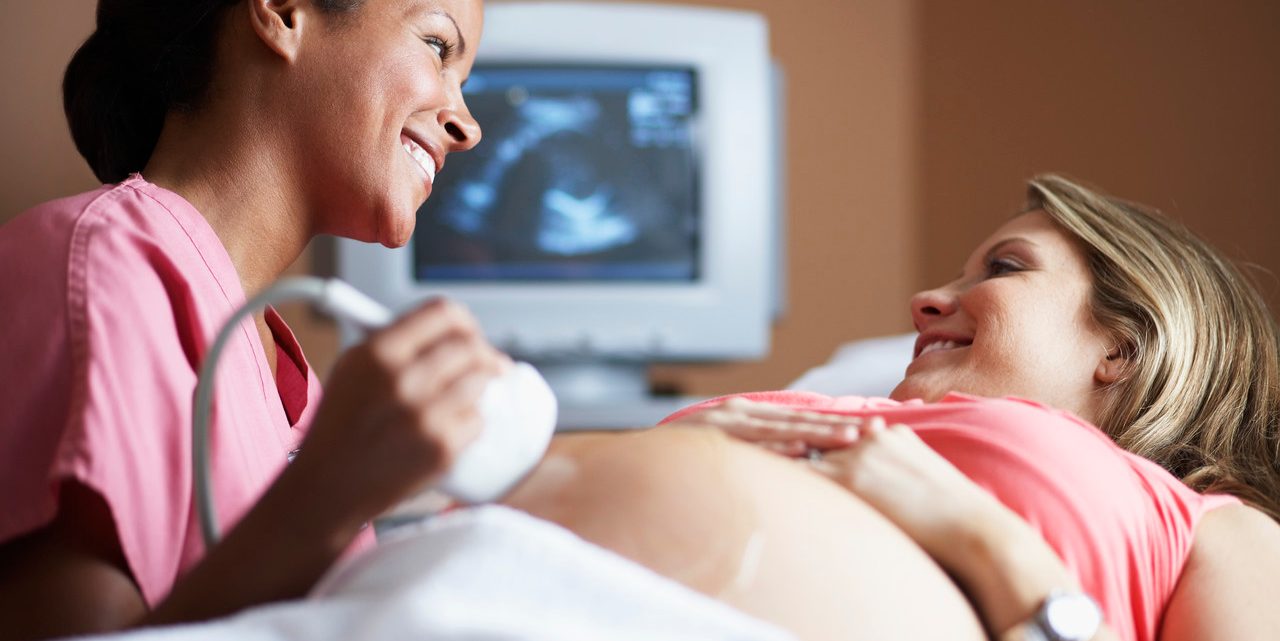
[143, 468, 362, 627]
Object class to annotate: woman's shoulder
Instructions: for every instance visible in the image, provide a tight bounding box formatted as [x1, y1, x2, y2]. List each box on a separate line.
[6, 176, 200, 248]
[1159, 503, 1280, 641]
[5, 179, 165, 272]
[2, 176, 233, 310]
[0, 176, 239, 382]
[1194, 502, 1276, 540]
[3, 183, 114, 253]
[1, 183, 122, 320]
[1186, 503, 1280, 571]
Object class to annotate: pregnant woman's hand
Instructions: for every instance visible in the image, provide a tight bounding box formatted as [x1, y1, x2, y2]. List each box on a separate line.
[809, 416, 1003, 564]
[810, 417, 1096, 641]
[666, 397, 859, 455]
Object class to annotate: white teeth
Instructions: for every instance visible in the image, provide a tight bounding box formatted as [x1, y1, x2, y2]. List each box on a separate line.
[919, 339, 962, 357]
[403, 138, 436, 184]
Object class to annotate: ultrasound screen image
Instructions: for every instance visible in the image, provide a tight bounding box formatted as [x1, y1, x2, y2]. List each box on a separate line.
[413, 64, 700, 281]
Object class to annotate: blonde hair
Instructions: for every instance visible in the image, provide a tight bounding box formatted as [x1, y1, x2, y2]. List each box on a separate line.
[1026, 174, 1280, 521]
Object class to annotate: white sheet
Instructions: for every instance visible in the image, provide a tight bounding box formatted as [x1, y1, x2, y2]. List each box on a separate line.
[73, 506, 794, 641]
[787, 332, 916, 398]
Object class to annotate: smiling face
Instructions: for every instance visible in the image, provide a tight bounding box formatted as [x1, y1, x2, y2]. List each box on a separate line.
[288, 0, 484, 247]
[890, 211, 1121, 421]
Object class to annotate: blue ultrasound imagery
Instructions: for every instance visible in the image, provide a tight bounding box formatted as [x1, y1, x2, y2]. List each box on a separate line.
[413, 65, 701, 281]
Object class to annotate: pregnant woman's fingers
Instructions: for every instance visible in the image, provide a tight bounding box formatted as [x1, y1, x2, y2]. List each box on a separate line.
[671, 397, 859, 450]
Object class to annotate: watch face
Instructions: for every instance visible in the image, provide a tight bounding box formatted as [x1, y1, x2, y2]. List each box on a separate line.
[1042, 591, 1103, 641]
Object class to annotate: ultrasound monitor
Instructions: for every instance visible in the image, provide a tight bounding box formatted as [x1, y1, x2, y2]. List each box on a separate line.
[414, 65, 700, 284]
[335, 3, 780, 428]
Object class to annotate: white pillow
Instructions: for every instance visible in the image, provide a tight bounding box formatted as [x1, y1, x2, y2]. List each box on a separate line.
[786, 333, 916, 398]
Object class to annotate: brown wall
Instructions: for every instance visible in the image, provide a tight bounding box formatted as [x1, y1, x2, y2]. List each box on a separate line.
[0, 4, 97, 214]
[916, 1, 1280, 312]
[3, 1, 1276, 398]
[649, 0, 921, 393]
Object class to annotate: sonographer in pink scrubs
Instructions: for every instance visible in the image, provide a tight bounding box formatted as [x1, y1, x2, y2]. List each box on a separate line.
[0, 0, 492, 636]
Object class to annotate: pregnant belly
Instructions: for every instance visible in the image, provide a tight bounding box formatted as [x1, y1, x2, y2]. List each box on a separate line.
[503, 427, 984, 641]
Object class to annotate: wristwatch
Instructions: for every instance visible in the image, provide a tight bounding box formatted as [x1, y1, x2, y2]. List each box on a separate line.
[1001, 589, 1103, 641]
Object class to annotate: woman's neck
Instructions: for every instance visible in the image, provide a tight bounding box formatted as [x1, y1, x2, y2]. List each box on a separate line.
[143, 107, 311, 300]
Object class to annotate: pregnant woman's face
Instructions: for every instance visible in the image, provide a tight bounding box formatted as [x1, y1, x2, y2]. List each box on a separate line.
[892, 211, 1122, 423]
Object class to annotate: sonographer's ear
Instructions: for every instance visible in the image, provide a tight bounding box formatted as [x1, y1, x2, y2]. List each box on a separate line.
[1095, 342, 1130, 386]
[247, 0, 308, 62]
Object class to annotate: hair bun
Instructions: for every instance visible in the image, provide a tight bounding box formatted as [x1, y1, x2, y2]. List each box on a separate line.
[63, 0, 363, 184]
[63, 25, 166, 184]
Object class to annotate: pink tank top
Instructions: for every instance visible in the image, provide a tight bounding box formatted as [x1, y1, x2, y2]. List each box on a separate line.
[664, 391, 1238, 641]
[0, 176, 374, 606]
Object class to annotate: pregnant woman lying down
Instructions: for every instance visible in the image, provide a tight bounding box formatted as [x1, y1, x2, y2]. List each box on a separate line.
[492, 175, 1280, 641]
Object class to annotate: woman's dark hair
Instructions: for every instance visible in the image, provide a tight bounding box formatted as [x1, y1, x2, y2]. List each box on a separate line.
[64, 0, 365, 184]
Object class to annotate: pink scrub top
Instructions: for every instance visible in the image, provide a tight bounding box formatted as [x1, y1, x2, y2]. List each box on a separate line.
[664, 392, 1239, 641]
[0, 176, 374, 606]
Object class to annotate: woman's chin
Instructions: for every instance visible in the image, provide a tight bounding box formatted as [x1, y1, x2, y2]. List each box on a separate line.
[888, 376, 946, 403]
[375, 209, 418, 248]
[890, 378, 911, 399]
[379, 232, 411, 249]
[368, 182, 426, 247]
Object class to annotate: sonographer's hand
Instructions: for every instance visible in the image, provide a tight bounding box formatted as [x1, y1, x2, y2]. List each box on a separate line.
[289, 298, 509, 526]
[667, 397, 859, 455]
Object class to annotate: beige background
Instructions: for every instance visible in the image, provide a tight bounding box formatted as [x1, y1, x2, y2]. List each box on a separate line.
[3, 1, 1277, 396]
